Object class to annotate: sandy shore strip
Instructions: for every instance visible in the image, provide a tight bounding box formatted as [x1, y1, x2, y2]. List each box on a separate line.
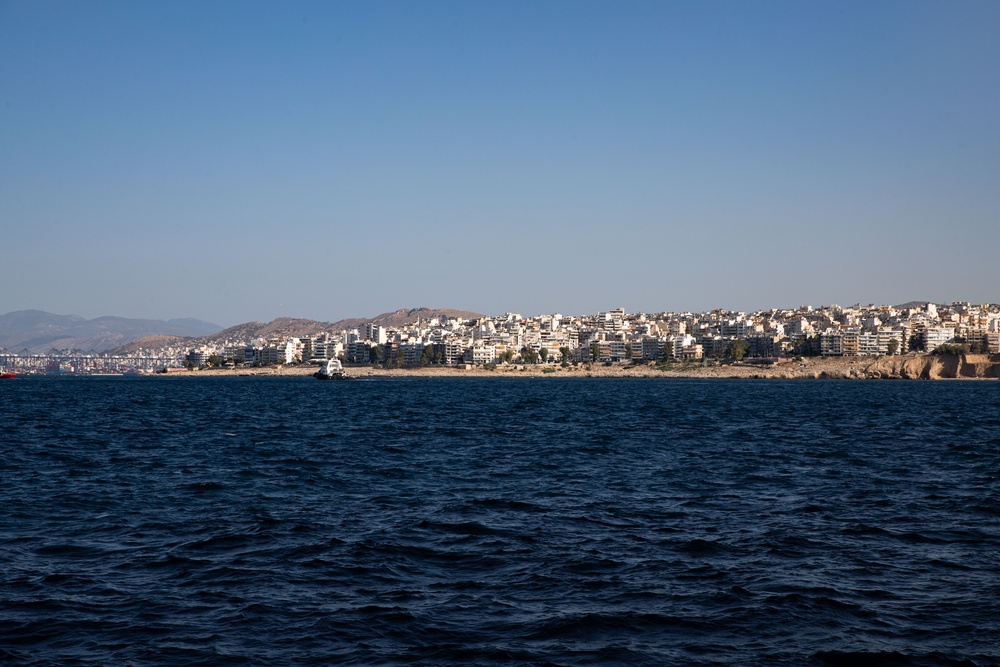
[154, 354, 1000, 380]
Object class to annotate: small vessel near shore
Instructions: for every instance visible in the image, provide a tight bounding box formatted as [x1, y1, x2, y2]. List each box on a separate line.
[313, 358, 347, 380]
[0, 371, 16, 379]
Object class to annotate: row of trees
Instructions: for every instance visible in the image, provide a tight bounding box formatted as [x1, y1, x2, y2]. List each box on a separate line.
[931, 340, 992, 355]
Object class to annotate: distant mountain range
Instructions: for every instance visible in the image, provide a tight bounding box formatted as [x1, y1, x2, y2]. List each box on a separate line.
[0, 310, 224, 354]
[0, 307, 484, 355]
[108, 307, 484, 354]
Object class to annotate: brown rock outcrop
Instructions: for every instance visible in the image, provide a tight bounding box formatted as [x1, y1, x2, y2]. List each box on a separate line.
[863, 354, 1000, 379]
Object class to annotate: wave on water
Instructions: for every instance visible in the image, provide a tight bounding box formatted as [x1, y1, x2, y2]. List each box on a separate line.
[1, 377, 998, 666]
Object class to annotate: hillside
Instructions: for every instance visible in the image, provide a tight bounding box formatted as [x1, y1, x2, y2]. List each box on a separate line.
[206, 317, 338, 343]
[106, 307, 485, 354]
[109, 335, 189, 354]
[356, 307, 484, 329]
[203, 308, 483, 343]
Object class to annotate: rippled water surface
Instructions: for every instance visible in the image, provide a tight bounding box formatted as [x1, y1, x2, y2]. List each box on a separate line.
[2, 376, 999, 666]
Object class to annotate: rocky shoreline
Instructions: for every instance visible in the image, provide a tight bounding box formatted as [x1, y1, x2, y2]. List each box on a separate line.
[164, 353, 1000, 380]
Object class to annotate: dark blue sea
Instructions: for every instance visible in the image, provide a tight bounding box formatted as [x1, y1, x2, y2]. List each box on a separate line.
[2, 377, 999, 666]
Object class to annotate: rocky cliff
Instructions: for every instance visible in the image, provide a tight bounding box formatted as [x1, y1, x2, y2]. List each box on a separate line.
[864, 354, 1000, 380]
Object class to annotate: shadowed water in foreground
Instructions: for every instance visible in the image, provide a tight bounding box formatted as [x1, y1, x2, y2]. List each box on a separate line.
[2, 377, 998, 666]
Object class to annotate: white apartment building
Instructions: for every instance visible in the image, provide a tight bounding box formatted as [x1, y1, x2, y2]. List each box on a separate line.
[365, 324, 387, 345]
[261, 339, 298, 365]
[598, 308, 626, 332]
[666, 334, 697, 360]
[921, 327, 955, 351]
[858, 332, 880, 356]
[468, 344, 496, 365]
[877, 329, 905, 355]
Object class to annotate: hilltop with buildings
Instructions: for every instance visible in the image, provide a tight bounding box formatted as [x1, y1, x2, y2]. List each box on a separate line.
[5, 301, 997, 378]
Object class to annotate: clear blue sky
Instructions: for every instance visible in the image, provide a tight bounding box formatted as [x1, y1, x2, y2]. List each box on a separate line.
[2, 0, 997, 326]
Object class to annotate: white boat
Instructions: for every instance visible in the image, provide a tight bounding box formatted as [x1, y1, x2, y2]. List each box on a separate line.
[313, 358, 347, 380]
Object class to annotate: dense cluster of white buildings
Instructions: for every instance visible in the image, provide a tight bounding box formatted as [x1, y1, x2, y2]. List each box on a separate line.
[5, 302, 999, 374]
[181, 302, 1000, 369]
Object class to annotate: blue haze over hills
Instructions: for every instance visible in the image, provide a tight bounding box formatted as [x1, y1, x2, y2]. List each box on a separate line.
[0, 310, 223, 354]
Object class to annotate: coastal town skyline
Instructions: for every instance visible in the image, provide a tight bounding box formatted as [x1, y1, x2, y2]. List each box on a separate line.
[3, 299, 998, 377]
